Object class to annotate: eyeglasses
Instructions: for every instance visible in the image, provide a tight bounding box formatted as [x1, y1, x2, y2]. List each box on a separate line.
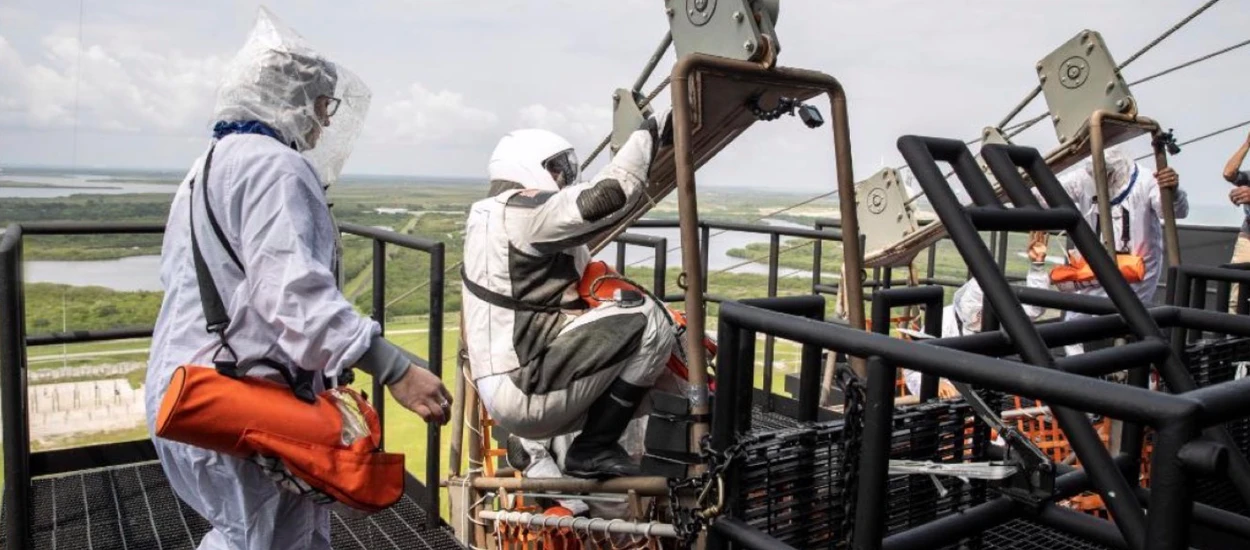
[318, 96, 341, 118]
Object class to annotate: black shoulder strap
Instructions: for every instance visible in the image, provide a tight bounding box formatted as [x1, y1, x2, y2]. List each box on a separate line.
[460, 266, 583, 313]
[189, 146, 235, 336]
[1119, 206, 1131, 254]
[189, 145, 317, 403]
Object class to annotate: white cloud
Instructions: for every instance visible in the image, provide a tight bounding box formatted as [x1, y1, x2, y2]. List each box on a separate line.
[0, 30, 224, 135]
[368, 82, 498, 145]
[516, 102, 612, 153]
[0, 0, 1248, 214]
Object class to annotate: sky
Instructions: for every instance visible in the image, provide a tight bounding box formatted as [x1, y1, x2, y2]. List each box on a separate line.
[1, 0, 1248, 224]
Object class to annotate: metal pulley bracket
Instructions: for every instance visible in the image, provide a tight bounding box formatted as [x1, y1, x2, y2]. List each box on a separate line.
[665, 0, 780, 65]
[1037, 29, 1135, 146]
[610, 88, 656, 156]
[855, 167, 917, 258]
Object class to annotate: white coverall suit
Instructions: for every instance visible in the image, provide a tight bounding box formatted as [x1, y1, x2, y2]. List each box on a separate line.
[1046, 149, 1188, 356]
[144, 9, 415, 549]
[462, 121, 674, 478]
[146, 136, 371, 549]
[903, 264, 1049, 396]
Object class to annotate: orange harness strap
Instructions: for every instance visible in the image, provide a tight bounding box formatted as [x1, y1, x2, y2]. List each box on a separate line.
[578, 261, 717, 390]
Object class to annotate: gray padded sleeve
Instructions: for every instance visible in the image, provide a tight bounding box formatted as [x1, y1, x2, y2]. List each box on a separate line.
[356, 334, 425, 386]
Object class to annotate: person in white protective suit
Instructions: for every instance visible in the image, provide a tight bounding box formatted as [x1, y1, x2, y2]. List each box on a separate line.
[903, 231, 1051, 398]
[1045, 148, 1186, 356]
[461, 117, 675, 479]
[144, 9, 451, 549]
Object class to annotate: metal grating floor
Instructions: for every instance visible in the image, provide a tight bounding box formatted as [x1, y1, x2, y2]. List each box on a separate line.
[1, 461, 464, 550]
[748, 403, 805, 433]
[977, 518, 1110, 550]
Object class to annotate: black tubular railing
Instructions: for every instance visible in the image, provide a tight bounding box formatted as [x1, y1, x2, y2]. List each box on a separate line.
[2, 222, 167, 548]
[707, 295, 825, 550]
[0, 220, 447, 546]
[1170, 263, 1250, 348]
[627, 218, 842, 405]
[870, 285, 944, 400]
[338, 221, 444, 527]
[715, 297, 1250, 550]
[610, 231, 667, 298]
[890, 133, 1250, 550]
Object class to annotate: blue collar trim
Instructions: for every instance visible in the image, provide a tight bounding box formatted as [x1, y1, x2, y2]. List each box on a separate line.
[211, 120, 293, 149]
[1109, 165, 1138, 207]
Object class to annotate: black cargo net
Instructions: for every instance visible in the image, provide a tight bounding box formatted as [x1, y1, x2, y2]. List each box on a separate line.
[735, 393, 1122, 549]
[0, 462, 464, 550]
[737, 399, 994, 549]
[1180, 336, 1250, 514]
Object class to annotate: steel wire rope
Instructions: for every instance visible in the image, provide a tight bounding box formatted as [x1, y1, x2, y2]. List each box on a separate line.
[393, 4, 1233, 307]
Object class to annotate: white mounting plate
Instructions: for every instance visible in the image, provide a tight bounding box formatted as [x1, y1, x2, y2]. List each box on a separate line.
[855, 167, 917, 257]
[1037, 29, 1134, 145]
[665, 0, 779, 63]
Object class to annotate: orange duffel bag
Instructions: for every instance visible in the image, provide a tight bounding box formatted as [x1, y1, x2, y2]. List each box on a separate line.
[156, 148, 404, 514]
[1050, 250, 1145, 292]
[156, 365, 405, 513]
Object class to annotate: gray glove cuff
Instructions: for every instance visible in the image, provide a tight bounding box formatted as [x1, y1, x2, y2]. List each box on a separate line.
[357, 335, 418, 386]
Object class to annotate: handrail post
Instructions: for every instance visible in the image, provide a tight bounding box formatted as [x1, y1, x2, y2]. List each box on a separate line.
[654, 238, 667, 299]
[1, 226, 32, 549]
[763, 233, 780, 409]
[427, 242, 445, 527]
[372, 239, 387, 449]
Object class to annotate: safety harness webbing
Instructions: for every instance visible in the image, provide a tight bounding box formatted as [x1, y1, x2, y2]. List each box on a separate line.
[1092, 166, 1138, 254]
[459, 265, 583, 313]
[189, 143, 318, 403]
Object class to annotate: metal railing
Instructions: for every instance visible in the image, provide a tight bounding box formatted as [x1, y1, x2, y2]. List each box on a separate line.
[338, 221, 445, 526]
[621, 219, 843, 396]
[714, 295, 1250, 550]
[4, 207, 1247, 548]
[0, 220, 446, 546]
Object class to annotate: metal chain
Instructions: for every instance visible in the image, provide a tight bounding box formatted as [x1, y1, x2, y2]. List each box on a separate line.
[746, 95, 801, 122]
[665, 432, 760, 547]
[836, 365, 867, 548]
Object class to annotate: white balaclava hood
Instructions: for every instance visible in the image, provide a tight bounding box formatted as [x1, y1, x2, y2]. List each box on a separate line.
[487, 129, 580, 192]
[211, 7, 371, 186]
[1085, 147, 1136, 198]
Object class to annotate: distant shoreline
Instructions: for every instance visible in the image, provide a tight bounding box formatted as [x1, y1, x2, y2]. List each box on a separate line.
[0, 180, 120, 191]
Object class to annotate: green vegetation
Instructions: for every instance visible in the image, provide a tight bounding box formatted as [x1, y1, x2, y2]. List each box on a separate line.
[24, 283, 164, 333]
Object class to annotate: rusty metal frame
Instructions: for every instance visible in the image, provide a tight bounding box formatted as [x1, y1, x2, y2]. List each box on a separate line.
[670, 55, 862, 454]
[1086, 110, 1182, 267]
[445, 54, 860, 549]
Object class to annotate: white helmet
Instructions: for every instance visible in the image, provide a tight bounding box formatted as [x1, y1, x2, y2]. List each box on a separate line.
[488, 129, 580, 192]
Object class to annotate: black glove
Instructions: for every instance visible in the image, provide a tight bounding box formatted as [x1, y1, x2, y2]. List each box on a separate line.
[640, 109, 674, 161]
